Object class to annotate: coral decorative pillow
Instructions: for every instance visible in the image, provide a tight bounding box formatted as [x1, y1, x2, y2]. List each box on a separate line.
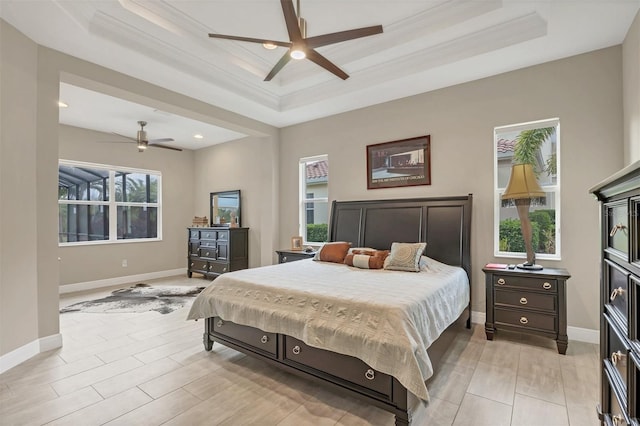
[383, 242, 427, 272]
[344, 250, 390, 269]
[313, 241, 352, 263]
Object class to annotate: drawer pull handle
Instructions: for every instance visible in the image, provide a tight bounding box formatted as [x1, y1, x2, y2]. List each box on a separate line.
[190, 263, 194, 267]
[613, 414, 624, 426]
[610, 287, 624, 301]
[217, 319, 224, 327]
[292, 345, 301, 355]
[223, 267, 227, 272]
[365, 369, 375, 380]
[609, 223, 626, 237]
[497, 278, 506, 285]
[542, 282, 552, 290]
[611, 350, 624, 365]
[283, 256, 288, 262]
[519, 317, 528, 325]
[209, 265, 213, 270]
[260, 335, 269, 344]
[519, 297, 528, 305]
[205, 252, 210, 256]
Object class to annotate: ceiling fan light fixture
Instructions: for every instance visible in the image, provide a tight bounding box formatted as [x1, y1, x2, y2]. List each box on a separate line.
[194, 134, 204, 139]
[58, 101, 69, 108]
[262, 42, 278, 50]
[290, 49, 306, 60]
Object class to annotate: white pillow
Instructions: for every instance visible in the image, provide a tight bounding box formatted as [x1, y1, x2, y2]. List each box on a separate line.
[383, 242, 427, 272]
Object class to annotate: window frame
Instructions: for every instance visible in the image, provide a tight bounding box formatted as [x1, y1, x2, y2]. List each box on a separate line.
[299, 155, 329, 244]
[58, 160, 162, 246]
[493, 118, 561, 261]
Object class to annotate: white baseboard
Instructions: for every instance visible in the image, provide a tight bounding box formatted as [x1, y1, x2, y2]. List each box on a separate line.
[0, 333, 62, 374]
[471, 310, 598, 344]
[59, 268, 187, 294]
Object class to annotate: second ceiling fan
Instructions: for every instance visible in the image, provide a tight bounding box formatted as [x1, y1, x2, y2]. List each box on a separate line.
[208, 0, 383, 81]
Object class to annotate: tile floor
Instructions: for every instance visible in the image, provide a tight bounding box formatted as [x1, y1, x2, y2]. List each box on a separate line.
[0, 275, 600, 425]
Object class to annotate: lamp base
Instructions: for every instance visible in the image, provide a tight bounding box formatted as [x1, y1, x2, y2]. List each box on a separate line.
[517, 262, 543, 271]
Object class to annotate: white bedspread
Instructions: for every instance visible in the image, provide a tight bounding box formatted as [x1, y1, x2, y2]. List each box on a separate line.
[187, 257, 469, 400]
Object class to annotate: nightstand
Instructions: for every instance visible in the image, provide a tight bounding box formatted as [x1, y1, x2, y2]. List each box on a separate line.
[276, 249, 316, 264]
[483, 266, 571, 354]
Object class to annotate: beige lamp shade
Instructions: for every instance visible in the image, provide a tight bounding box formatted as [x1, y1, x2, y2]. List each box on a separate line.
[502, 163, 545, 205]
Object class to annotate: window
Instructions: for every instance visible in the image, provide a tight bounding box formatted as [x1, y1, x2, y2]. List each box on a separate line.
[58, 160, 161, 245]
[299, 155, 328, 243]
[494, 118, 560, 260]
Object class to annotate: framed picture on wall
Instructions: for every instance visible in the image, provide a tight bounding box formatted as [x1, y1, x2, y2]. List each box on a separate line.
[366, 135, 431, 189]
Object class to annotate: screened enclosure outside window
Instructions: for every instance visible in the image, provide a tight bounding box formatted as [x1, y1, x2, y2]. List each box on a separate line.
[494, 118, 561, 260]
[59, 160, 161, 245]
[299, 155, 329, 243]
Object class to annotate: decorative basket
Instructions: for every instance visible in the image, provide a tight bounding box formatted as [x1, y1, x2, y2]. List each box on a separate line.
[192, 216, 208, 227]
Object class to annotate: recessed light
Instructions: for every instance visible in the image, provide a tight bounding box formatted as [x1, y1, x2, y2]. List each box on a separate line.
[194, 134, 204, 139]
[58, 101, 69, 108]
[262, 42, 278, 50]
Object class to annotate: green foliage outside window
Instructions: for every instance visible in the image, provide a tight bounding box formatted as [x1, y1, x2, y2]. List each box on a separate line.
[306, 223, 328, 243]
[499, 209, 555, 254]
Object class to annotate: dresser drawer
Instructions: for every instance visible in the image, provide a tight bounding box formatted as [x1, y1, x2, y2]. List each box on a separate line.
[493, 275, 557, 293]
[212, 318, 277, 357]
[189, 229, 200, 240]
[605, 314, 629, 390]
[604, 364, 630, 426]
[283, 336, 393, 399]
[606, 260, 630, 328]
[199, 246, 217, 259]
[494, 289, 556, 312]
[189, 259, 208, 273]
[494, 308, 556, 333]
[208, 261, 229, 275]
[605, 200, 629, 258]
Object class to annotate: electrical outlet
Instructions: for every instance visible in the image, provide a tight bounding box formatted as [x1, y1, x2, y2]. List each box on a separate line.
[122, 259, 128, 267]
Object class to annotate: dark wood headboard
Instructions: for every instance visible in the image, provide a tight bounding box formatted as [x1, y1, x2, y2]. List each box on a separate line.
[329, 195, 472, 280]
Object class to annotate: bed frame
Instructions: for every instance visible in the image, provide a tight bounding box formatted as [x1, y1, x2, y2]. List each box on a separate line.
[202, 195, 472, 425]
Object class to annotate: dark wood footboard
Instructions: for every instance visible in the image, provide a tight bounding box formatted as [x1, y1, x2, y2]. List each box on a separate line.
[203, 311, 468, 425]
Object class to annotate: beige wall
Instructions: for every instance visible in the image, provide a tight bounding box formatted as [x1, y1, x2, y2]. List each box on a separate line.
[623, 10, 640, 165]
[280, 47, 625, 331]
[58, 125, 196, 285]
[0, 20, 42, 356]
[193, 135, 280, 268]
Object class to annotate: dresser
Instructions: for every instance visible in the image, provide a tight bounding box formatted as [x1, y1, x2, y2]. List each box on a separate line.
[276, 249, 316, 263]
[590, 161, 640, 426]
[187, 227, 248, 278]
[483, 266, 570, 354]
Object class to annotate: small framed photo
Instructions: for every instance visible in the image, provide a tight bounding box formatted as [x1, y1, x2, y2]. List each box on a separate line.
[366, 135, 431, 189]
[291, 236, 303, 251]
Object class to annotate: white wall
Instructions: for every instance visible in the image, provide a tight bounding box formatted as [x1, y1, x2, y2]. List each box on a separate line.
[279, 47, 624, 332]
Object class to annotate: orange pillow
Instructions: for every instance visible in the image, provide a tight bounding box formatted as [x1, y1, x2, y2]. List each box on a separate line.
[344, 250, 390, 269]
[314, 242, 352, 263]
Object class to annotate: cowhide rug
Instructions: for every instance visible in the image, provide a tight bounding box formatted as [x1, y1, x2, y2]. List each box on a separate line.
[60, 283, 205, 315]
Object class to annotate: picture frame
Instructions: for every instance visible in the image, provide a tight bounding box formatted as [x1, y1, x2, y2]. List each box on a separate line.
[366, 135, 431, 189]
[291, 236, 303, 251]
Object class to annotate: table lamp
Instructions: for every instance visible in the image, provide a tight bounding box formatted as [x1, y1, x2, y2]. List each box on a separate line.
[501, 163, 546, 270]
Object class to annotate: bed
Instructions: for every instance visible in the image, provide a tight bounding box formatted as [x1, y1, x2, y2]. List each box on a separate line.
[187, 195, 472, 425]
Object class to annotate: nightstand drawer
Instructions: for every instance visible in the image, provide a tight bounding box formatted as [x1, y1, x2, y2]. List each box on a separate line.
[493, 275, 557, 292]
[494, 308, 556, 333]
[494, 289, 556, 312]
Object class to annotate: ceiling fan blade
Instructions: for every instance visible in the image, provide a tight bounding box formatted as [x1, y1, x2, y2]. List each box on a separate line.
[149, 138, 174, 143]
[148, 144, 182, 152]
[208, 33, 291, 48]
[281, 0, 303, 43]
[305, 49, 349, 80]
[264, 51, 293, 81]
[305, 25, 383, 49]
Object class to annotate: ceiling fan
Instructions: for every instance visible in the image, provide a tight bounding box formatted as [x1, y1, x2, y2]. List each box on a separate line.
[108, 121, 181, 152]
[207, 0, 383, 81]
